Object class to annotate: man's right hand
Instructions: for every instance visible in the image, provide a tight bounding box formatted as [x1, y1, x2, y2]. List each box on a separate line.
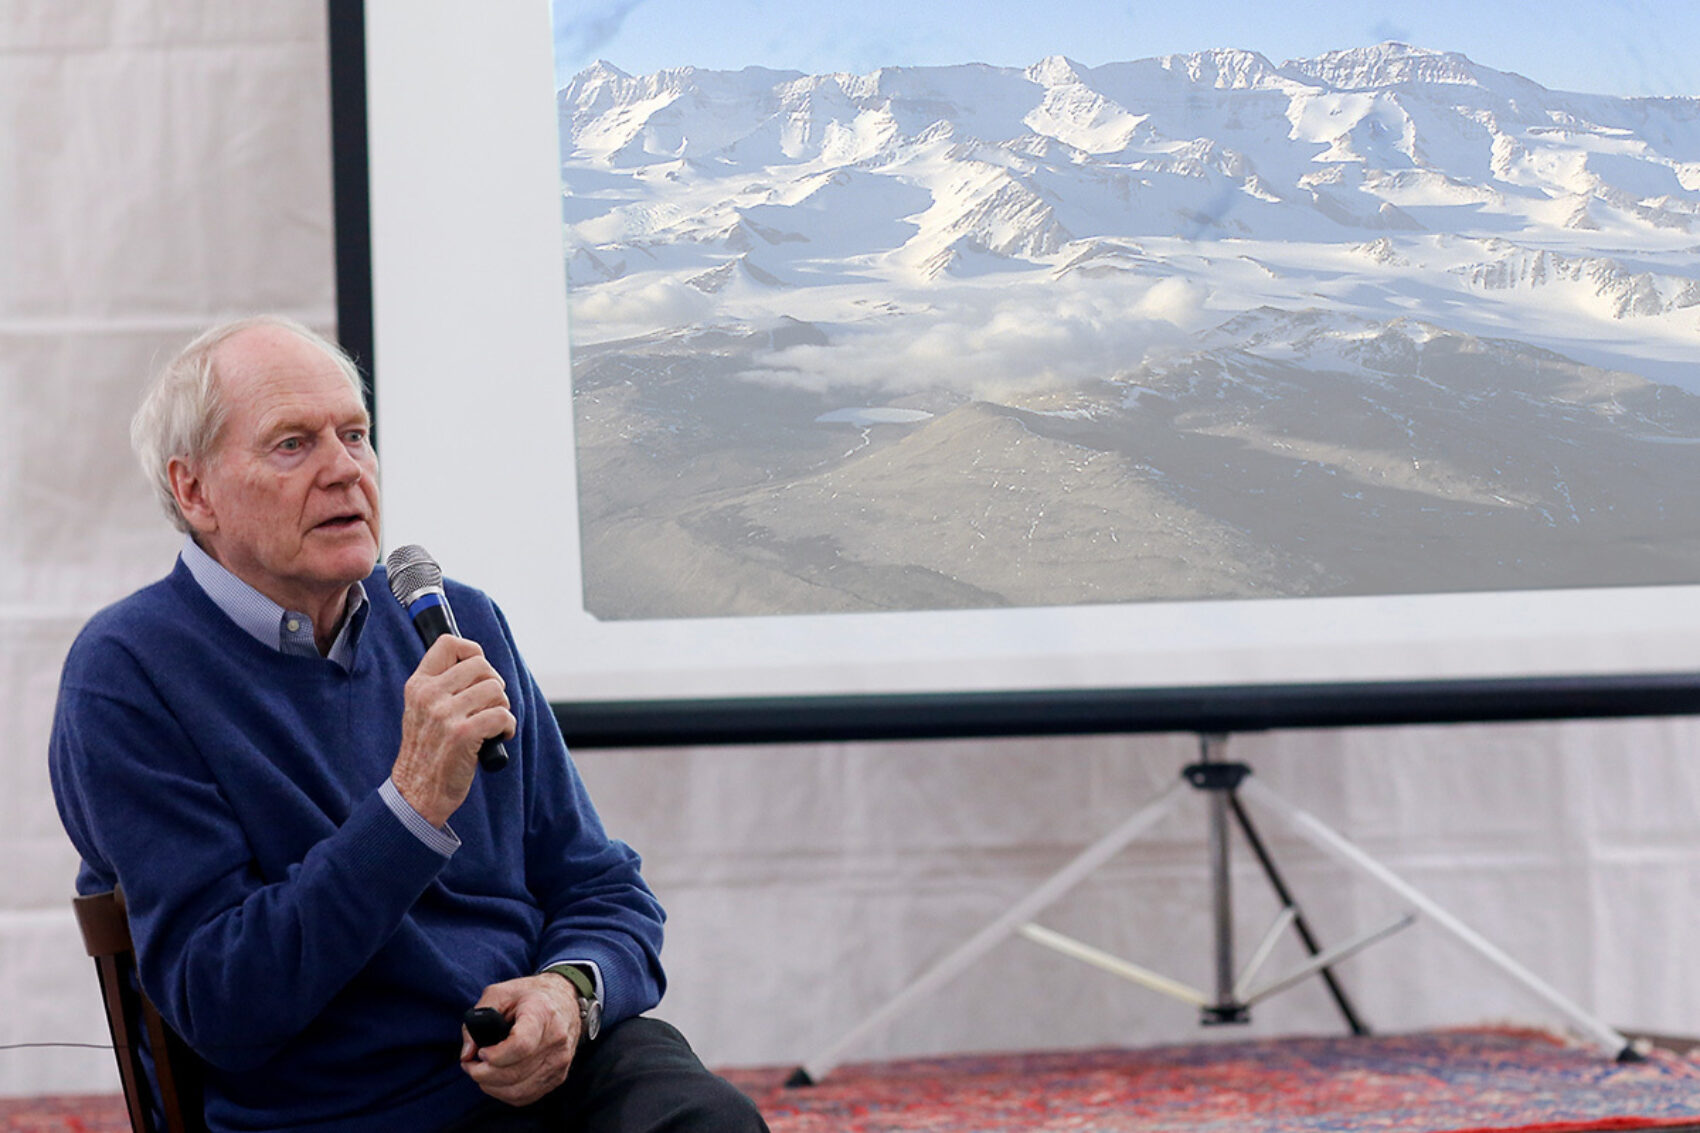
[391, 635, 516, 828]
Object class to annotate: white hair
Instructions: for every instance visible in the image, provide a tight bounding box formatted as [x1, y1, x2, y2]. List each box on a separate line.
[131, 315, 367, 532]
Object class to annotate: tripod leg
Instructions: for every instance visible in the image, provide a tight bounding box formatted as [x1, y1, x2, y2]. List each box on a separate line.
[1205, 774, 1243, 1021]
[1229, 793, 1369, 1035]
[1241, 778, 1635, 1060]
[791, 776, 1192, 1084]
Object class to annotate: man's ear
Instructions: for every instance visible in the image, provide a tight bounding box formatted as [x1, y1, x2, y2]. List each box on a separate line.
[168, 456, 219, 537]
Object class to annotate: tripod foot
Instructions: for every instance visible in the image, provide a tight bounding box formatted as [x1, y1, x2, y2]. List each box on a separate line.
[784, 1066, 816, 1087]
[1615, 1045, 1646, 1064]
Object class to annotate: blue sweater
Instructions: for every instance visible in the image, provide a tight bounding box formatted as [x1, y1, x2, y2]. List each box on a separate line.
[49, 560, 666, 1132]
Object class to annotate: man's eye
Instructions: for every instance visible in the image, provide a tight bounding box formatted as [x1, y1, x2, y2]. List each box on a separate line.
[345, 429, 368, 446]
[277, 437, 303, 452]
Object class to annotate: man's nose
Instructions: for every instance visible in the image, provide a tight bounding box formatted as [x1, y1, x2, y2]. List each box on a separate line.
[317, 433, 364, 484]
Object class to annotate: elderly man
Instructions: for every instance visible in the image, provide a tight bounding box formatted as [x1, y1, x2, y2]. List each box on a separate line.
[49, 316, 768, 1133]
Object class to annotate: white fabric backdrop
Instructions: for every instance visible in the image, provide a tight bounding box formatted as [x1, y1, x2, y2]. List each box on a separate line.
[4, 0, 1699, 1099]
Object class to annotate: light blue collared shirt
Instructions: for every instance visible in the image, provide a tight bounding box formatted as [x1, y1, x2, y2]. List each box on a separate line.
[179, 536, 459, 857]
[180, 536, 369, 669]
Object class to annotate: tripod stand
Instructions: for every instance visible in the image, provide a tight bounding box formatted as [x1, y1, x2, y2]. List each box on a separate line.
[788, 733, 1636, 1086]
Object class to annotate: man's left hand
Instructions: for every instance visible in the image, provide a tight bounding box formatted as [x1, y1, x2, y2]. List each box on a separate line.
[459, 973, 583, 1106]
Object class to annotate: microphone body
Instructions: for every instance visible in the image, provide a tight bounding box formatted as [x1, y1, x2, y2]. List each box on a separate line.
[385, 545, 510, 772]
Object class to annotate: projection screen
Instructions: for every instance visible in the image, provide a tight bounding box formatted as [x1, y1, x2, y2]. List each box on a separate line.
[330, 0, 1700, 745]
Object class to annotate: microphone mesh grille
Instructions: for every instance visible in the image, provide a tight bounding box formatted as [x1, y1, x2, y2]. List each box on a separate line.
[385, 544, 442, 605]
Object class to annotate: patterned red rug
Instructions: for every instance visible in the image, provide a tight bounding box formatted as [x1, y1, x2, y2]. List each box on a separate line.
[4, 1027, 1698, 1131]
[722, 1028, 1700, 1133]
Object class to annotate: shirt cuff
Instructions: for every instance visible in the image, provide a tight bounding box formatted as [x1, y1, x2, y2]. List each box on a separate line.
[379, 777, 461, 857]
[542, 959, 604, 1003]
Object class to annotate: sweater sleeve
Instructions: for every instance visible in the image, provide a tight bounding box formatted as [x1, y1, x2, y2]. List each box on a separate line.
[49, 639, 450, 1073]
[486, 603, 668, 1024]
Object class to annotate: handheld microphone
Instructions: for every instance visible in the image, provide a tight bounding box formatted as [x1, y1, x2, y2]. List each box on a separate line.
[384, 544, 510, 772]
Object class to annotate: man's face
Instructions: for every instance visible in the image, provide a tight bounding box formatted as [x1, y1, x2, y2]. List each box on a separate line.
[175, 325, 381, 620]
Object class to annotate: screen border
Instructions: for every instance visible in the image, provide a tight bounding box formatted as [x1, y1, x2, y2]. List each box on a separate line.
[324, 0, 1700, 747]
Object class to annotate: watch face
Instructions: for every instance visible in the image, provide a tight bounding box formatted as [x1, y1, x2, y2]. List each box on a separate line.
[581, 998, 602, 1042]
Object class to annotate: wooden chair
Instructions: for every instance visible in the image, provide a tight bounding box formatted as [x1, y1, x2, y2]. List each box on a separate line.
[73, 888, 207, 1133]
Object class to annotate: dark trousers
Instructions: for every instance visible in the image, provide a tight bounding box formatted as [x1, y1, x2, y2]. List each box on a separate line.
[443, 1017, 769, 1133]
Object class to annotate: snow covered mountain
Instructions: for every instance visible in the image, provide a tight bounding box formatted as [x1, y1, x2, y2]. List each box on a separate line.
[555, 44, 1700, 617]
[559, 43, 1700, 378]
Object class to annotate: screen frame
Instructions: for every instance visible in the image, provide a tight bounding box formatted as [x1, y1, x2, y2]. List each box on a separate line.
[325, 0, 1700, 747]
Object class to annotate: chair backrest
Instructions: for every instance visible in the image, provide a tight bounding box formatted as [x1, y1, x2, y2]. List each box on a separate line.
[73, 888, 207, 1133]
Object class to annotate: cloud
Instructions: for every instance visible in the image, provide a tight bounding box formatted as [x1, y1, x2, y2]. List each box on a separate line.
[553, 0, 650, 84]
[1368, 19, 1412, 46]
[738, 275, 1209, 398]
[1136, 277, 1208, 324]
[570, 277, 716, 336]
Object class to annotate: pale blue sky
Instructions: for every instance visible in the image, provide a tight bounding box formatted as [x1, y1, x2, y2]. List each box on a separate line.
[552, 0, 1700, 98]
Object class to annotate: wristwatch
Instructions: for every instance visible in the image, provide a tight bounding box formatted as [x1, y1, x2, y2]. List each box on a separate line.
[546, 963, 602, 1041]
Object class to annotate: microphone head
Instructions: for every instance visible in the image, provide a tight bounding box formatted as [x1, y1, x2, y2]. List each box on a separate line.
[385, 544, 443, 607]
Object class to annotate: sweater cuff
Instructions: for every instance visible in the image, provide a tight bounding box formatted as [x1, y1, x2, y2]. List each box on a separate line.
[379, 777, 461, 857]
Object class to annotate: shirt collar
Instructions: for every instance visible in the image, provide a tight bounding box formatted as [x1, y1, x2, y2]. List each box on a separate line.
[180, 535, 369, 669]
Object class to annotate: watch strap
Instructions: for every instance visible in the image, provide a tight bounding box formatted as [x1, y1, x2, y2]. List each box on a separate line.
[545, 962, 596, 1003]
[544, 962, 602, 1041]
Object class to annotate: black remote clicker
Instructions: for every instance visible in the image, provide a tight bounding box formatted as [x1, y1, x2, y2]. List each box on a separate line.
[464, 1006, 512, 1048]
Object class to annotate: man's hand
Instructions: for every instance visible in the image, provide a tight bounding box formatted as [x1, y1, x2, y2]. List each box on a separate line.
[391, 635, 515, 828]
[459, 974, 583, 1106]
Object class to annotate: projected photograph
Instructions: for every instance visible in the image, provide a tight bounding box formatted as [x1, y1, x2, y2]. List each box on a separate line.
[552, 3, 1700, 622]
